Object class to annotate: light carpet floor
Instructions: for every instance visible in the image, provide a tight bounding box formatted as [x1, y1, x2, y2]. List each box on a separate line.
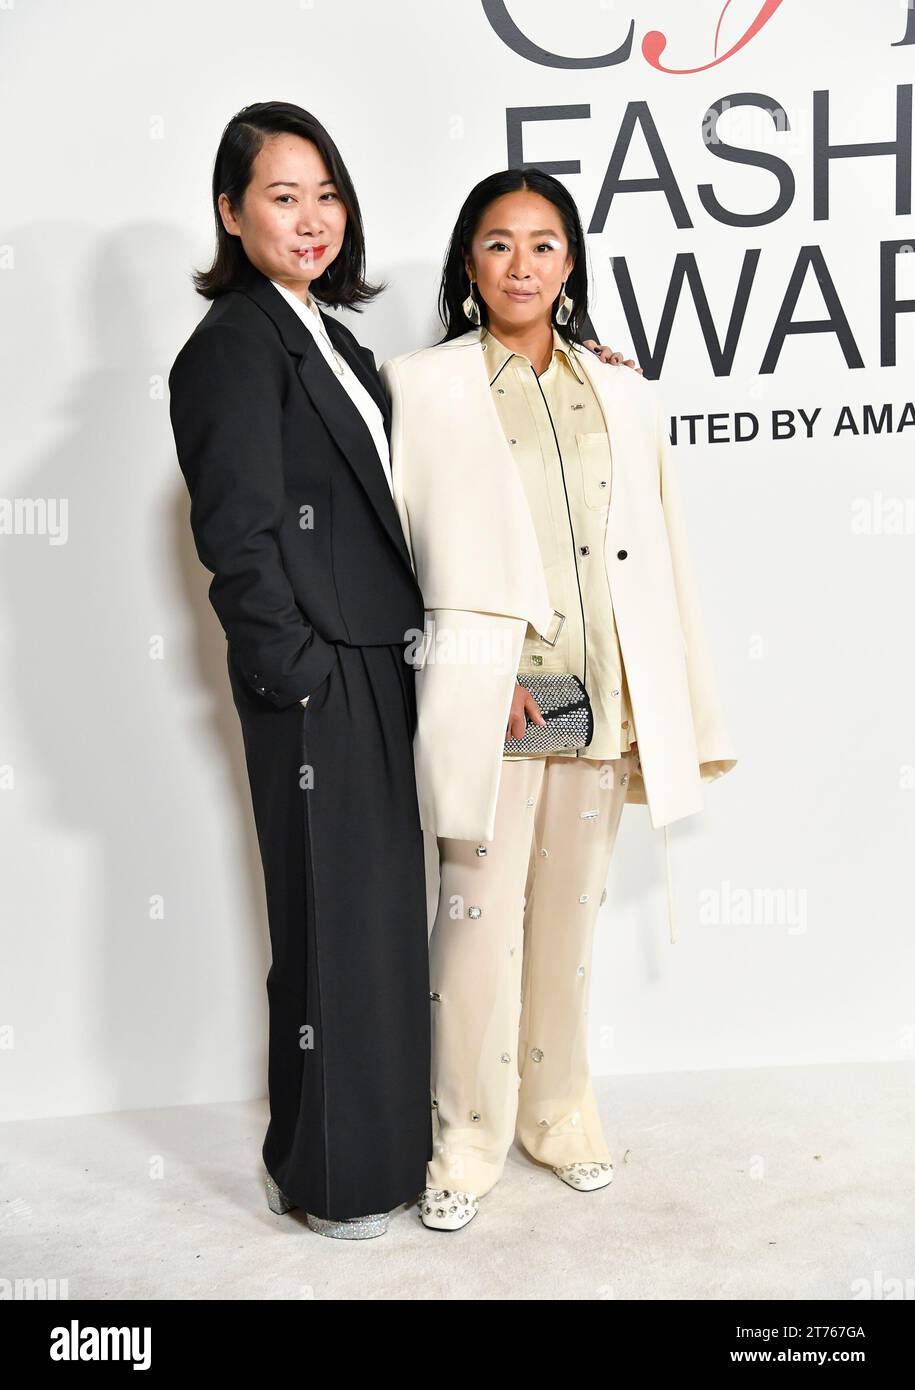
[2, 1061, 912, 1300]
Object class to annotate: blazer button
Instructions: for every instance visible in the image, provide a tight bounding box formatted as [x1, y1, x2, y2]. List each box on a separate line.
[579, 545, 590, 556]
[617, 549, 628, 560]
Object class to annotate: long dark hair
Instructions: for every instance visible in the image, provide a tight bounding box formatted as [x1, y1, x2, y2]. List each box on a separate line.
[437, 168, 588, 344]
[193, 101, 384, 308]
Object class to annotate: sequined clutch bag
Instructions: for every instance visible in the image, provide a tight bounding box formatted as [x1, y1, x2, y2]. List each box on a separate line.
[503, 672, 594, 756]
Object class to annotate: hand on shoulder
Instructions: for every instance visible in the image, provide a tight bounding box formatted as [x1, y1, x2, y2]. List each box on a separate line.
[581, 339, 643, 374]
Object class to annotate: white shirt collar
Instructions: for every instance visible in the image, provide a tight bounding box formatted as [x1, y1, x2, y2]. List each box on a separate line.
[269, 278, 324, 331]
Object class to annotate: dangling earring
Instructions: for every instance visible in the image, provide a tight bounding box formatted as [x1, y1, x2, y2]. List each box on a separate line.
[462, 278, 482, 326]
[555, 279, 574, 326]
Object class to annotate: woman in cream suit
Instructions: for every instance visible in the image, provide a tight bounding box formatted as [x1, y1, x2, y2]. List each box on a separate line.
[380, 169, 737, 1231]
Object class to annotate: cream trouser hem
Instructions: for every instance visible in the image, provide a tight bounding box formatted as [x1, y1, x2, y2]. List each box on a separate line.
[427, 749, 634, 1198]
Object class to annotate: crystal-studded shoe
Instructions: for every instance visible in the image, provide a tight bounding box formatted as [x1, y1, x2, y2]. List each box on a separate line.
[418, 1187, 479, 1230]
[552, 1161, 614, 1191]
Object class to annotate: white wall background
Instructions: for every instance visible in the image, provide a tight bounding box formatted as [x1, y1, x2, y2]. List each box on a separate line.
[2, 0, 913, 1122]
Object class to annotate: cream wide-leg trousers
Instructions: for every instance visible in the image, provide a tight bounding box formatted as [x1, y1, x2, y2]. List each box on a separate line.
[426, 748, 635, 1198]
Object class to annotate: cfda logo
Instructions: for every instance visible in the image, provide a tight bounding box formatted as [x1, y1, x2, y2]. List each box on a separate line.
[483, 0, 915, 71]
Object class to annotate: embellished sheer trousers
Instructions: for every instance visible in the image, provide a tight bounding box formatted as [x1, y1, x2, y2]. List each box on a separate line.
[427, 750, 634, 1198]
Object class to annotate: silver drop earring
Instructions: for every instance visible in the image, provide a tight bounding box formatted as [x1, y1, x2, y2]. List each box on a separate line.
[462, 278, 482, 326]
[555, 279, 574, 326]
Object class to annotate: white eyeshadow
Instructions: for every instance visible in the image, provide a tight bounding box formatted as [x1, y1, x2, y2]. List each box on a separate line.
[480, 237, 562, 249]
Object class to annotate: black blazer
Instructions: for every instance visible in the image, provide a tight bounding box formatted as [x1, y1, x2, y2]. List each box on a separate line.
[168, 267, 424, 709]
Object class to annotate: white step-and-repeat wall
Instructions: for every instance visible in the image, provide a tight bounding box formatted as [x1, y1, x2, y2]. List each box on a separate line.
[2, 0, 913, 1119]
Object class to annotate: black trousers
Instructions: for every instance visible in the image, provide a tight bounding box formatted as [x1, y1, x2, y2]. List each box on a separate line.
[227, 640, 432, 1220]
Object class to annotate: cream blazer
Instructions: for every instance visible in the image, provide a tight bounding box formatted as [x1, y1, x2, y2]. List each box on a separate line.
[380, 331, 737, 935]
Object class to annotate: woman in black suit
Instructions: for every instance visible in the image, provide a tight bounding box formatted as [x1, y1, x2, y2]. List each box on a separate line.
[168, 102, 431, 1238]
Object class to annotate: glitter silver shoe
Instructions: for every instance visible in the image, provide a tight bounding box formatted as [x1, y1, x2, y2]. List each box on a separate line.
[265, 1171, 295, 1214]
[305, 1211, 389, 1239]
[552, 1161, 614, 1191]
[265, 1171, 388, 1236]
[418, 1187, 479, 1231]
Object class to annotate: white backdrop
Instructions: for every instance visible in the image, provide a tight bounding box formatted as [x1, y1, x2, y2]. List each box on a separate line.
[2, 0, 913, 1122]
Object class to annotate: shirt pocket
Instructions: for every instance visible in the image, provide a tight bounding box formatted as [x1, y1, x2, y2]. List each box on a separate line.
[517, 643, 568, 674]
[576, 431, 613, 511]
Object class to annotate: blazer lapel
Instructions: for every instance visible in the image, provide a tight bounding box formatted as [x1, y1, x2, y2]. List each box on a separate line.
[323, 316, 392, 438]
[240, 271, 411, 572]
[294, 347, 412, 568]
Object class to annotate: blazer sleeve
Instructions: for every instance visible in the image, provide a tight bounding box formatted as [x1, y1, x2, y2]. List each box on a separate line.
[655, 397, 738, 782]
[168, 322, 338, 709]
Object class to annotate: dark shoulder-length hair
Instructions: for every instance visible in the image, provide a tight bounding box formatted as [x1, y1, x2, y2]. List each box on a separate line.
[437, 167, 588, 344]
[193, 100, 384, 309]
